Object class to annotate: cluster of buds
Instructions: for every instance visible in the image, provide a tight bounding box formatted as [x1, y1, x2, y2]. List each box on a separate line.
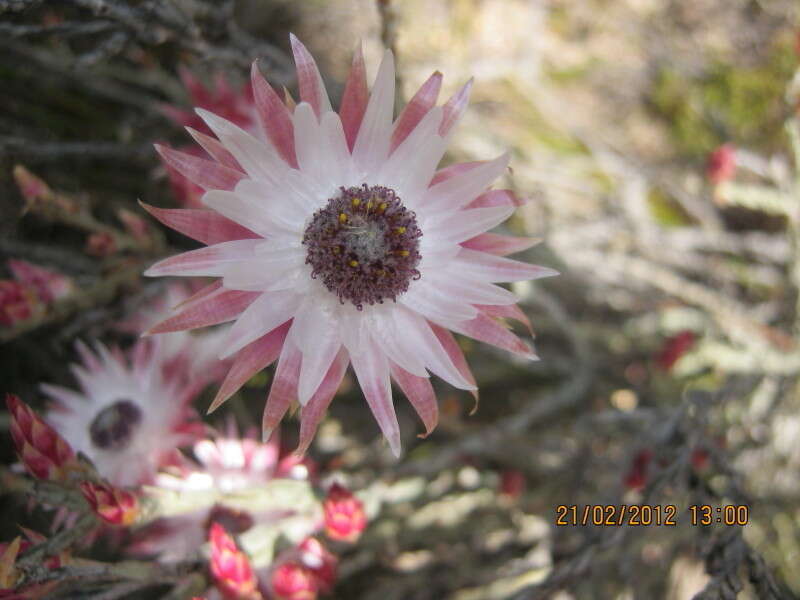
[0, 260, 73, 328]
[6, 394, 140, 527]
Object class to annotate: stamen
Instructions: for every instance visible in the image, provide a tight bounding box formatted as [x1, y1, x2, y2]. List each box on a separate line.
[302, 184, 422, 309]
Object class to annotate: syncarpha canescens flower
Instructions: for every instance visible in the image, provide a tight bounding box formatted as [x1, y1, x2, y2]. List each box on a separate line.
[208, 523, 262, 600]
[295, 537, 336, 594]
[42, 339, 206, 487]
[144, 35, 557, 456]
[269, 561, 318, 600]
[0, 280, 40, 327]
[131, 426, 319, 562]
[322, 483, 366, 543]
[7, 259, 74, 305]
[706, 144, 736, 184]
[79, 481, 140, 526]
[6, 393, 77, 482]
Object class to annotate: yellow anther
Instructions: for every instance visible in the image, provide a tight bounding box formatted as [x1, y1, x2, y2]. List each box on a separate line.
[351, 198, 361, 207]
[332, 246, 341, 254]
[338, 213, 348, 224]
[397, 250, 410, 257]
[366, 201, 373, 210]
[395, 226, 406, 234]
[378, 202, 388, 212]
[349, 260, 359, 267]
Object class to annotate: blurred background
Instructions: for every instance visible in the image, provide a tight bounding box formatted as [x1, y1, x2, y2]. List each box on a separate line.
[1, 0, 800, 598]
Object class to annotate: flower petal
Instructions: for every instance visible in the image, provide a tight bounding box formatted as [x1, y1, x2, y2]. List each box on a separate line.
[477, 304, 533, 336]
[185, 127, 241, 170]
[350, 337, 400, 456]
[462, 233, 541, 256]
[290, 33, 333, 118]
[144, 240, 261, 277]
[208, 321, 291, 413]
[196, 109, 287, 184]
[454, 248, 560, 282]
[467, 189, 526, 209]
[352, 50, 395, 175]
[220, 290, 298, 359]
[439, 78, 473, 137]
[339, 43, 369, 152]
[424, 153, 509, 215]
[390, 71, 443, 153]
[429, 324, 478, 400]
[147, 288, 259, 334]
[391, 364, 438, 436]
[262, 339, 302, 441]
[139, 203, 259, 245]
[290, 301, 342, 406]
[251, 61, 297, 167]
[424, 205, 514, 245]
[155, 144, 245, 191]
[297, 348, 349, 455]
[449, 313, 537, 359]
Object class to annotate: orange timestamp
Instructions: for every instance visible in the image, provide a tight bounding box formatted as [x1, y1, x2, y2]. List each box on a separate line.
[555, 504, 750, 526]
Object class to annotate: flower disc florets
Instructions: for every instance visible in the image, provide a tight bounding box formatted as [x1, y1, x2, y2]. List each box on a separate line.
[89, 399, 142, 451]
[303, 184, 422, 310]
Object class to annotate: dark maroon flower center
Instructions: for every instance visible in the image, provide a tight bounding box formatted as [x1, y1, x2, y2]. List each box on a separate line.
[89, 399, 142, 451]
[302, 184, 422, 310]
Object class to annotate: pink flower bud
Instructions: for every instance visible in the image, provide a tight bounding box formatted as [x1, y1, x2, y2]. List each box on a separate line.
[706, 144, 736, 184]
[85, 232, 117, 257]
[499, 469, 526, 500]
[297, 537, 336, 593]
[79, 481, 139, 526]
[7, 260, 74, 304]
[323, 483, 366, 543]
[270, 562, 318, 600]
[6, 394, 76, 481]
[117, 208, 149, 241]
[0, 281, 41, 327]
[208, 523, 261, 600]
[12, 165, 53, 204]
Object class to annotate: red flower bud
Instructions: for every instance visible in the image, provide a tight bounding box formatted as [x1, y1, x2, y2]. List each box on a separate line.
[623, 449, 653, 491]
[499, 469, 526, 500]
[656, 331, 696, 371]
[79, 481, 139, 526]
[706, 144, 736, 184]
[6, 393, 76, 481]
[208, 523, 261, 600]
[270, 562, 318, 600]
[85, 232, 117, 257]
[0, 281, 40, 327]
[322, 483, 367, 543]
[7, 260, 73, 304]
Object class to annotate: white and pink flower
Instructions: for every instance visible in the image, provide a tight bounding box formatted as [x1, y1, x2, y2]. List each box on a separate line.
[144, 35, 556, 456]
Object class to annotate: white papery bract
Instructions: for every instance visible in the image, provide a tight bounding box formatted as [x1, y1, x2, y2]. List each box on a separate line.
[144, 35, 557, 456]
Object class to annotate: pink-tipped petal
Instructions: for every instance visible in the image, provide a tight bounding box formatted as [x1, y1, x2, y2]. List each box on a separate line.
[429, 324, 478, 401]
[262, 341, 302, 441]
[391, 365, 438, 437]
[426, 153, 510, 215]
[339, 43, 369, 152]
[290, 33, 332, 118]
[297, 349, 349, 455]
[350, 339, 400, 456]
[430, 161, 483, 186]
[352, 50, 395, 173]
[139, 203, 260, 245]
[144, 240, 261, 278]
[155, 144, 245, 192]
[390, 71, 443, 153]
[450, 313, 537, 359]
[185, 127, 240, 169]
[439, 78, 473, 137]
[462, 233, 541, 256]
[477, 304, 533, 336]
[147, 289, 259, 334]
[251, 61, 298, 167]
[456, 248, 560, 282]
[467, 189, 527, 209]
[209, 321, 291, 413]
